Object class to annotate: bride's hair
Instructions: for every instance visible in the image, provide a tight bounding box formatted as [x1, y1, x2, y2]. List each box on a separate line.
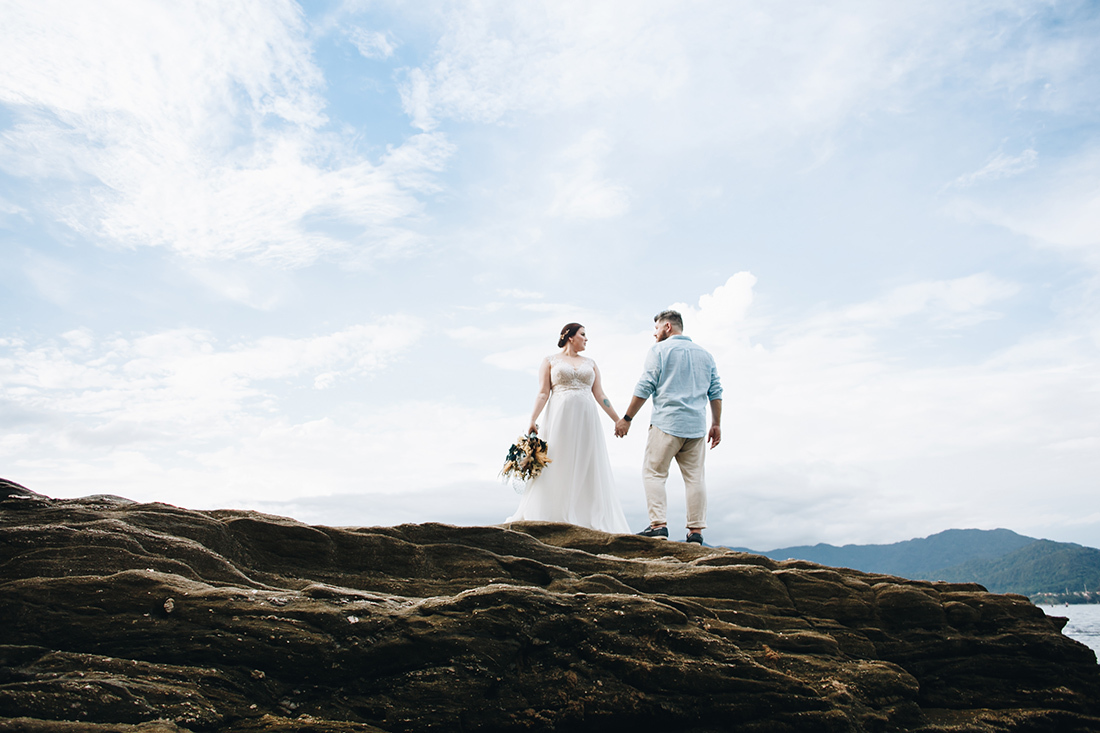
[558, 323, 583, 348]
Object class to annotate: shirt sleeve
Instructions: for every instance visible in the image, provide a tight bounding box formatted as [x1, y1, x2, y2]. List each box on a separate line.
[707, 359, 723, 401]
[633, 346, 662, 399]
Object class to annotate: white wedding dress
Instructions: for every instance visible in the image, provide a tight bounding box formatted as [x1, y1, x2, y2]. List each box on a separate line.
[506, 356, 631, 534]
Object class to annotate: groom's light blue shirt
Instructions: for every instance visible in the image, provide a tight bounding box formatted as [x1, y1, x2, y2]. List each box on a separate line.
[633, 335, 722, 439]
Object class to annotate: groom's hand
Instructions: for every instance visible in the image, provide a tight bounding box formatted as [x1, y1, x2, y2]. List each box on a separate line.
[614, 418, 630, 437]
[708, 424, 721, 448]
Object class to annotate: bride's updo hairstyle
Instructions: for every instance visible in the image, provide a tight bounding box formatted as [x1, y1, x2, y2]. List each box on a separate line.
[558, 323, 583, 348]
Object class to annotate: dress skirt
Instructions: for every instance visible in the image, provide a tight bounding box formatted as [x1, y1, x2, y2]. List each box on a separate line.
[506, 386, 630, 534]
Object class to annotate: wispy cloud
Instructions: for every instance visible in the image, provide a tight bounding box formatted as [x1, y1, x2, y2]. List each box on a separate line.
[946, 147, 1100, 264]
[397, 3, 688, 130]
[950, 149, 1039, 189]
[0, 318, 423, 438]
[0, 196, 29, 223]
[547, 130, 630, 220]
[828, 274, 1021, 330]
[393, 2, 1083, 147]
[348, 28, 397, 60]
[0, 1, 450, 266]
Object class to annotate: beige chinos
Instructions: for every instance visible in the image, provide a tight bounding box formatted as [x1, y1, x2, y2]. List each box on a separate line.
[643, 425, 707, 529]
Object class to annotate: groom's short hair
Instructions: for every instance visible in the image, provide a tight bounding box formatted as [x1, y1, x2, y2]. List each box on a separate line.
[654, 309, 684, 331]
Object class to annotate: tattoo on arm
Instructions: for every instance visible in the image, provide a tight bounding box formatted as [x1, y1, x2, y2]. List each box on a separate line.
[602, 398, 611, 407]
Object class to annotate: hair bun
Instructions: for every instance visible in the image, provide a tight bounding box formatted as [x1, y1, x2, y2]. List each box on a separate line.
[558, 322, 583, 348]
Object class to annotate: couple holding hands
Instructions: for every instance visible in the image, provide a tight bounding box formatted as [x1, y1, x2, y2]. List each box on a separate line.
[506, 310, 723, 544]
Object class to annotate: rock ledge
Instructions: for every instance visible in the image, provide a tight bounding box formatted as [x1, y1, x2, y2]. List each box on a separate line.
[1, 491, 1098, 732]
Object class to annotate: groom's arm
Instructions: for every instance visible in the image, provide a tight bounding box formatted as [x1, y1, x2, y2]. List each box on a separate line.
[614, 395, 648, 437]
[707, 359, 723, 448]
[617, 348, 660, 437]
[707, 399, 722, 448]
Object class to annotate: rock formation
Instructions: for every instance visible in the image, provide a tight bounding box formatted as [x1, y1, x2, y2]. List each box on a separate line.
[1, 481, 1098, 732]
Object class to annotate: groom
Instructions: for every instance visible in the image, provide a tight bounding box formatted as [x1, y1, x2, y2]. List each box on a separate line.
[615, 310, 722, 544]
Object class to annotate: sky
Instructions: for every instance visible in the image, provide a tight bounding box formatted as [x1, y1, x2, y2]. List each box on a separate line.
[2, 0, 1099, 551]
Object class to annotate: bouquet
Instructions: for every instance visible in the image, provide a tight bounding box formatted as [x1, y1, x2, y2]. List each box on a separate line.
[501, 432, 552, 492]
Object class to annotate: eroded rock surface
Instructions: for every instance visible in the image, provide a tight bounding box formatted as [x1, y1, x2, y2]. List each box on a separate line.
[1, 489, 1098, 732]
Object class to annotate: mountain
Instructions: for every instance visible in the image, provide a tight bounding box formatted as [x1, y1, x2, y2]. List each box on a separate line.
[755, 528, 1038, 578]
[935, 539, 1100, 596]
[752, 529, 1100, 599]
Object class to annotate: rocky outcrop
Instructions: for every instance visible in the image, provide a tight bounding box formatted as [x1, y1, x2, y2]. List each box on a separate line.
[1, 485, 1098, 732]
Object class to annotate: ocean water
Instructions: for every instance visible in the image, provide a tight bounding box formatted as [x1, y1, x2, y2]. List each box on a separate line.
[1039, 604, 1100, 659]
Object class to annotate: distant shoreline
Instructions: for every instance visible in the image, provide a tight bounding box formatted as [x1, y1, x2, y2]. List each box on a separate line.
[1034, 595, 1100, 605]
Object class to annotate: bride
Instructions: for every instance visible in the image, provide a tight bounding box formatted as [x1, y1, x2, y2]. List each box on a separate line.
[506, 323, 631, 534]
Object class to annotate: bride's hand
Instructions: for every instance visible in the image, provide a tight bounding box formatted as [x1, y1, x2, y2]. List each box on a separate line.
[528, 423, 539, 435]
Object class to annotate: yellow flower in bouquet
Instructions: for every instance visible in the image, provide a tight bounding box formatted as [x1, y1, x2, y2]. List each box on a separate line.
[501, 432, 552, 492]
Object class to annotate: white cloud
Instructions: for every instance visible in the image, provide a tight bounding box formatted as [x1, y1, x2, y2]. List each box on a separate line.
[182, 261, 296, 310]
[0, 0, 451, 266]
[702, 275, 1046, 462]
[0, 195, 29, 224]
[394, 2, 1080, 150]
[950, 149, 1039, 188]
[648, 274, 1098, 545]
[0, 315, 439, 510]
[497, 289, 544, 300]
[835, 274, 1021, 330]
[348, 28, 397, 60]
[946, 147, 1100, 264]
[670, 272, 758, 347]
[954, 193, 1100, 260]
[23, 252, 80, 307]
[547, 130, 630, 220]
[398, 2, 685, 129]
[0, 318, 423, 437]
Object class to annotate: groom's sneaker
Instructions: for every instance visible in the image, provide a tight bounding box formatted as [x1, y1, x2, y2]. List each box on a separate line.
[637, 525, 669, 539]
[686, 532, 704, 544]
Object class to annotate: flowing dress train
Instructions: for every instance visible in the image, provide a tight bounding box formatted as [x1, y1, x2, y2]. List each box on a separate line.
[506, 356, 630, 534]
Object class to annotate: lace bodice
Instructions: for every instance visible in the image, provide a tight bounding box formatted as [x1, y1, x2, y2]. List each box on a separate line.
[550, 356, 595, 393]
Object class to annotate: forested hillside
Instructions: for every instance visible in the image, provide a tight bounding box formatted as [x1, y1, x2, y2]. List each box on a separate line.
[752, 529, 1100, 601]
[934, 539, 1100, 597]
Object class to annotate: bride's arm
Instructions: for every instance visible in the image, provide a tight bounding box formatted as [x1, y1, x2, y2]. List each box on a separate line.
[528, 357, 552, 434]
[590, 361, 620, 423]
